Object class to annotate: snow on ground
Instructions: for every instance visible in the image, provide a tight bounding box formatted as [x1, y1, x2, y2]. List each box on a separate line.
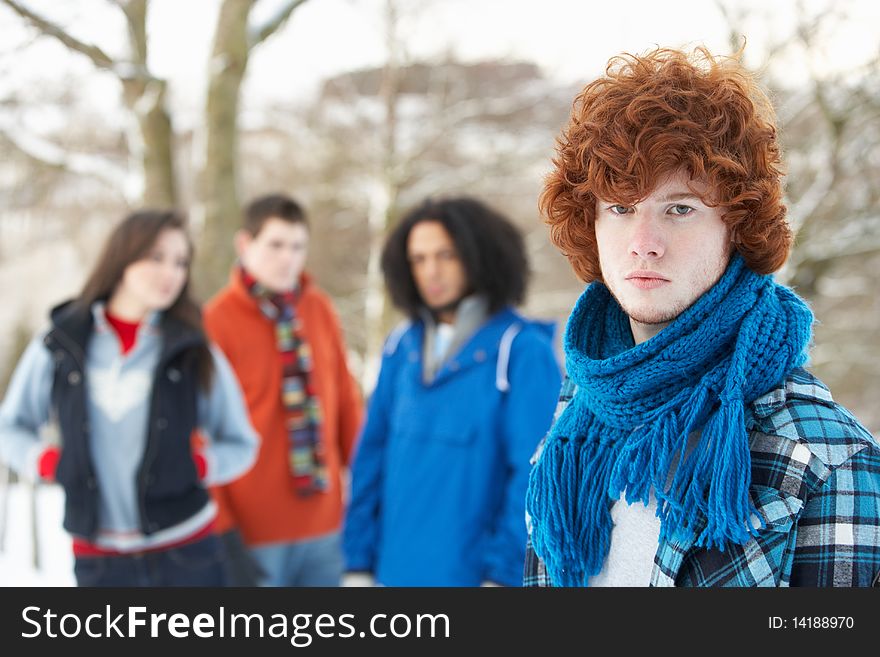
[0, 482, 75, 586]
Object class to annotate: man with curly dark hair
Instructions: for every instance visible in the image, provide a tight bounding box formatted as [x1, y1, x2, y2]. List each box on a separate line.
[343, 196, 561, 586]
[525, 47, 880, 587]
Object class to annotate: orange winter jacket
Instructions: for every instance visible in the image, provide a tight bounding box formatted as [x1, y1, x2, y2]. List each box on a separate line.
[203, 270, 363, 546]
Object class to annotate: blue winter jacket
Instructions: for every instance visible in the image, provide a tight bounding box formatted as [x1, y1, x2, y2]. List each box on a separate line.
[343, 307, 561, 586]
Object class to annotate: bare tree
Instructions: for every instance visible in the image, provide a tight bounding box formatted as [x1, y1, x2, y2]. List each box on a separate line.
[0, 0, 175, 205]
[197, 0, 310, 293]
[0, 0, 312, 293]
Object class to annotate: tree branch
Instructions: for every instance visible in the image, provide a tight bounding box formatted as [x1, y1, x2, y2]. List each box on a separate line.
[0, 116, 127, 190]
[248, 0, 310, 49]
[1, 0, 115, 71]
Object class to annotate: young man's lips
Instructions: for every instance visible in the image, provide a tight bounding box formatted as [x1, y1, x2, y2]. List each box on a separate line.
[626, 271, 669, 290]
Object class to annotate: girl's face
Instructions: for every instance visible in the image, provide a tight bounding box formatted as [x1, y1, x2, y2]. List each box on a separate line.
[116, 228, 190, 314]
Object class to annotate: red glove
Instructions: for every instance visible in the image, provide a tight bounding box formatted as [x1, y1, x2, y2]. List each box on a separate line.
[38, 446, 61, 481]
[192, 449, 208, 480]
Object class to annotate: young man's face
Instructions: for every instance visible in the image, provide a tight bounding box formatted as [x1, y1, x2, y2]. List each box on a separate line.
[236, 217, 309, 293]
[407, 220, 469, 322]
[594, 169, 731, 344]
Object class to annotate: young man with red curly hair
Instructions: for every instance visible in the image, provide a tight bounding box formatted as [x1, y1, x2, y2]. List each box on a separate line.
[525, 47, 880, 587]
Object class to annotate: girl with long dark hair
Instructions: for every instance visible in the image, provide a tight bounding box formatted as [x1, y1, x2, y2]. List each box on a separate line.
[0, 210, 258, 586]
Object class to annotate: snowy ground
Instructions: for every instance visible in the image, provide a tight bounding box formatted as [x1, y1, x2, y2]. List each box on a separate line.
[0, 483, 75, 586]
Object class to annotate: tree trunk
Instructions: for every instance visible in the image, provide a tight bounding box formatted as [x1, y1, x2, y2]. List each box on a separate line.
[0, 0, 177, 207]
[363, 183, 399, 390]
[121, 0, 176, 207]
[362, 0, 403, 391]
[196, 0, 255, 296]
[122, 78, 177, 207]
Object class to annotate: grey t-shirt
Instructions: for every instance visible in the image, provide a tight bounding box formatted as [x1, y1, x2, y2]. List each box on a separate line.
[589, 429, 703, 586]
[589, 494, 661, 587]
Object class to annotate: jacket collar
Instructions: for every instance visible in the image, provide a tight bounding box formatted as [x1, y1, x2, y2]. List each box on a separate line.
[48, 299, 204, 365]
[412, 306, 520, 387]
[419, 295, 490, 384]
[750, 371, 833, 418]
[91, 300, 161, 336]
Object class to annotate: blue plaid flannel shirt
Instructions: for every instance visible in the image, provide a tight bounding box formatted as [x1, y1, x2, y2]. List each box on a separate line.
[524, 368, 880, 587]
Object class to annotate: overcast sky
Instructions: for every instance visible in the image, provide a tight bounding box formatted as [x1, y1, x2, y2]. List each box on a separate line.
[1, 0, 879, 129]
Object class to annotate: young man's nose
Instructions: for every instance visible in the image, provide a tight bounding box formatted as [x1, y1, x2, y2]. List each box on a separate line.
[628, 214, 666, 259]
[277, 247, 301, 269]
[421, 258, 442, 278]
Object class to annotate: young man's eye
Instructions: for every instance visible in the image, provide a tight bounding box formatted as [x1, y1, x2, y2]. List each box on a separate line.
[608, 204, 631, 215]
[669, 204, 694, 216]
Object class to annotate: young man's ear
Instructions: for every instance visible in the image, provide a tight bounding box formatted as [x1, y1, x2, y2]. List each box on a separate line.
[234, 229, 253, 260]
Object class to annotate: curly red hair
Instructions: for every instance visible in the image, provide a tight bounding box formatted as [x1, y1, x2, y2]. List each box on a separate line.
[540, 46, 791, 282]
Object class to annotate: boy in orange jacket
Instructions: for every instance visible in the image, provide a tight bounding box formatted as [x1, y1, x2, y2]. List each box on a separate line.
[204, 194, 363, 586]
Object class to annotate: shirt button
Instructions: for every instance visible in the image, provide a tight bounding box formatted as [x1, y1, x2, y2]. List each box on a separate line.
[167, 368, 181, 382]
[474, 350, 487, 362]
[156, 418, 168, 430]
[67, 371, 82, 385]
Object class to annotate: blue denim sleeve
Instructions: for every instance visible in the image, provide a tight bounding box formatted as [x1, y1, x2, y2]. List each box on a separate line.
[196, 345, 260, 486]
[0, 333, 53, 479]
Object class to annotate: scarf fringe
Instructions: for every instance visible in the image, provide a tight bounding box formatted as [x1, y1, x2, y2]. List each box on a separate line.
[526, 427, 619, 586]
[530, 395, 762, 585]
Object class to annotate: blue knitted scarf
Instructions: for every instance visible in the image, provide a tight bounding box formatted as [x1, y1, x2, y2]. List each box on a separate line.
[525, 255, 813, 586]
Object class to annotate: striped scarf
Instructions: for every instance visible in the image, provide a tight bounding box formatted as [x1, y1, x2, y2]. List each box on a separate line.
[526, 255, 813, 586]
[241, 266, 327, 495]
